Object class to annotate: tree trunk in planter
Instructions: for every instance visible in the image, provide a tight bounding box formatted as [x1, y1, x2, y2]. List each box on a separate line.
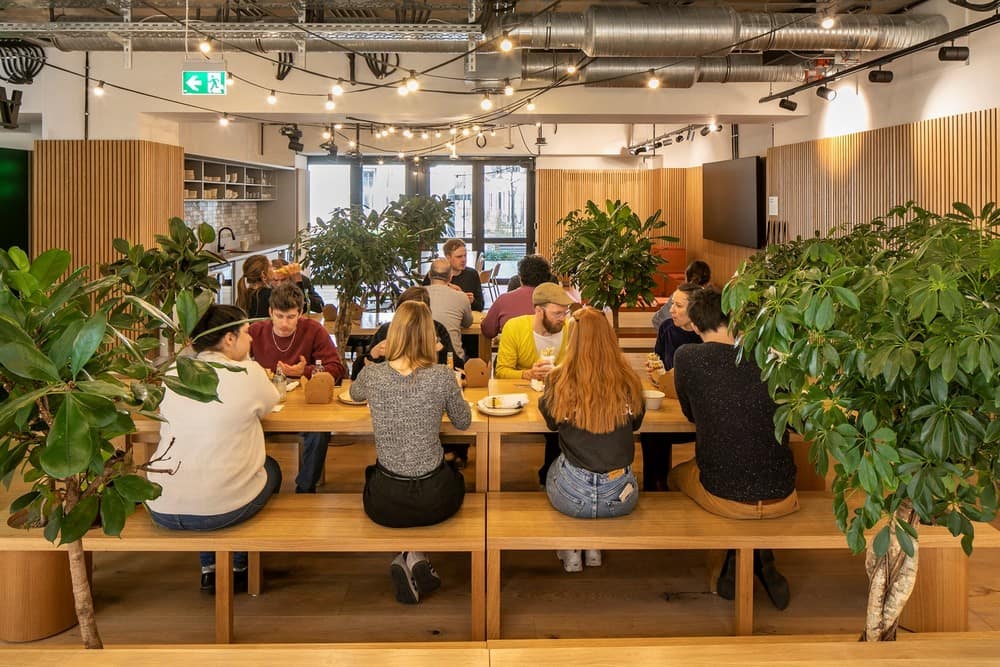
[64, 479, 102, 649]
[861, 502, 920, 641]
[612, 307, 620, 330]
[335, 293, 353, 368]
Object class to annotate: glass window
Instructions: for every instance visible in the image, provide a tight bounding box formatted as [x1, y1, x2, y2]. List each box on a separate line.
[483, 165, 527, 239]
[429, 164, 473, 239]
[362, 164, 406, 212]
[308, 163, 351, 224]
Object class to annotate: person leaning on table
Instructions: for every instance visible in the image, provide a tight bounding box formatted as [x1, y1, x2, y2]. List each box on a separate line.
[349, 301, 472, 605]
[670, 287, 798, 610]
[494, 281, 573, 486]
[539, 306, 646, 573]
[146, 304, 282, 595]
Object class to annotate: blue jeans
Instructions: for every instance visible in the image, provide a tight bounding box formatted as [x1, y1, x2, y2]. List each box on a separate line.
[148, 456, 282, 568]
[545, 454, 639, 519]
[296, 431, 331, 493]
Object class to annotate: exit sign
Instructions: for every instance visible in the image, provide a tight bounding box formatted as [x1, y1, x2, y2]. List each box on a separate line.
[182, 71, 226, 95]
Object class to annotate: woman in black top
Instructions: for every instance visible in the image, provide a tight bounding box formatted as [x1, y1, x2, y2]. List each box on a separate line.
[236, 254, 272, 319]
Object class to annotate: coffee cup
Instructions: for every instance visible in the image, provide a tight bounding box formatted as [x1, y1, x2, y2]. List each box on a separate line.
[239, 239, 250, 251]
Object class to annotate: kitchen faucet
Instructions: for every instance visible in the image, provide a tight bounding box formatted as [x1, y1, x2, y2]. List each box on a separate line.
[217, 226, 236, 253]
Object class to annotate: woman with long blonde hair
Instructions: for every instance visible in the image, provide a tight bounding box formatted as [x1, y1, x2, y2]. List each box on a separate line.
[349, 301, 471, 605]
[235, 254, 272, 318]
[539, 306, 646, 572]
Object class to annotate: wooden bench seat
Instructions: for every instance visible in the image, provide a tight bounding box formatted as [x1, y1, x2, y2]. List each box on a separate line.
[0, 494, 486, 643]
[486, 491, 1000, 639]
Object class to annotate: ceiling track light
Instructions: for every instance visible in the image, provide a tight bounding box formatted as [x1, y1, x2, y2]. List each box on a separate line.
[699, 125, 712, 136]
[778, 97, 798, 111]
[266, 90, 277, 105]
[92, 80, 105, 96]
[499, 32, 513, 52]
[646, 69, 661, 89]
[939, 45, 970, 62]
[325, 93, 336, 110]
[868, 69, 894, 83]
[816, 85, 837, 101]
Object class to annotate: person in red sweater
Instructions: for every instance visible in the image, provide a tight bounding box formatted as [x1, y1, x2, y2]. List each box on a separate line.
[249, 283, 345, 492]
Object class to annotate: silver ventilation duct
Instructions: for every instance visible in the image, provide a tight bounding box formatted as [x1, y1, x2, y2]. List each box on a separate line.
[508, 6, 948, 57]
[521, 53, 805, 88]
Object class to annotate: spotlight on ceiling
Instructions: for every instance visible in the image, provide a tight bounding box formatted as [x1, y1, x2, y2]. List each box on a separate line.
[778, 98, 798, 111]
[319, 139, 338, 156]
[700, 125, 711, 137]
[535, 125, 547, 147]
[938, 45, 970, 62]
[279, 124, 304, 152]
[675, 134, 685, 143]
[868, 69, 894, 83]
[816, 85, 837, 101]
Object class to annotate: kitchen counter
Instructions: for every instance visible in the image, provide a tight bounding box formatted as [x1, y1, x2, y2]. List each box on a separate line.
[211, 242, 291, 268]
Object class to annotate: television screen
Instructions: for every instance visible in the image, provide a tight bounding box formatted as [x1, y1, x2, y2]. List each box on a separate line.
[701, 156, 765, 249]
[0, 147, 30, 252]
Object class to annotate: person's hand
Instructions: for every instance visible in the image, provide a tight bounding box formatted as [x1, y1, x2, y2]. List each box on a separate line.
[464, 291, 474, 303]
[368, 341, 387, 360]
[522, 358, 554, 380]
[279, 355, 307, 377]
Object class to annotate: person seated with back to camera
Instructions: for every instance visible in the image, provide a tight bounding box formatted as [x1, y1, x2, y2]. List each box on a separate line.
[349, 301, 472, 605]
[651, 259, 712, 330]
[236, 254, 273, 319]
[539, 307, 646, 572]
[270, 258, 324, 314]
[249, 282, 346, 493]
[422, 238, 483, 361]
[638, 282, 703, 492]
[424, 257, 473, 364]
[669, 287, 798, 610]
[145, 304, 282, 595]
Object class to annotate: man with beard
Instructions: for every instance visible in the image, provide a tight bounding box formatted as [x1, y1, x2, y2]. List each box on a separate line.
[495, 282, 572, 484]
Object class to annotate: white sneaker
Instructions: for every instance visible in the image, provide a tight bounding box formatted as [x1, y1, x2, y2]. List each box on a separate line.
[556, 549, 583, 573]
[584, 549, 602, 567]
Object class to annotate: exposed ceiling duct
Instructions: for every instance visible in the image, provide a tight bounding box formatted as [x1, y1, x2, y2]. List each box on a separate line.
[506, 6, 948, 57]
[521, 53, 805, 88]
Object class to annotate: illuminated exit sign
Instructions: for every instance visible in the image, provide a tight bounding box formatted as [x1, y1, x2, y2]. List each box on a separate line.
[182, 71, 226, 95]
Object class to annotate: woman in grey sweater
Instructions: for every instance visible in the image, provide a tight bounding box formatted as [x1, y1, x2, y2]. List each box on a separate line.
[350, 300, 472, 604]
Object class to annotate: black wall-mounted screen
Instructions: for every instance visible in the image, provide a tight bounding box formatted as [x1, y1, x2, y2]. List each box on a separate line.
[0, 147, 30, 253]
[701, 156, 765, 249]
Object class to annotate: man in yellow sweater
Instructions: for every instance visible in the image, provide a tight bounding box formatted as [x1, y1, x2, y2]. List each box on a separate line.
[494, 282, 572, 484]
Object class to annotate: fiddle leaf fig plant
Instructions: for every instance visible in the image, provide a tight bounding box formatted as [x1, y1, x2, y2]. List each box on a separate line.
[722, 201, 1000, 641]
[551, 199, 677, 327]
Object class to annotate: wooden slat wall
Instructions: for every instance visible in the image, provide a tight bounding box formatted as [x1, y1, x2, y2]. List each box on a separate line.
[32, 140, 183, 275]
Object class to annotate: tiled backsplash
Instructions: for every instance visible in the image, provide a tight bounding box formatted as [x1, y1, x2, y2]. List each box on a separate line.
[183, 202, 260, 244]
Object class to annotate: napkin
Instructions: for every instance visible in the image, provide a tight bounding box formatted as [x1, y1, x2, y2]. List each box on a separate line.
[481, 393, 529, 409]
[271, 403, 285, 413]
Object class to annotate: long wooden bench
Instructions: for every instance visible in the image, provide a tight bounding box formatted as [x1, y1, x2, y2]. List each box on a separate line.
[486, 491, 1000, 640]
[0, 494, 486, 643]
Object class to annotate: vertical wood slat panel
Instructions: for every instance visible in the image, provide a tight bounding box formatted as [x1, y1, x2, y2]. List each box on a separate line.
[31, 140, 183, 276]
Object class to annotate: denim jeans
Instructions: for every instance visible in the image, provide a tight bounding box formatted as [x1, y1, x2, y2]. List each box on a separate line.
[148, 456, 282, 568]
[296, 431, 331, 493]
[545, 454, 639, 519]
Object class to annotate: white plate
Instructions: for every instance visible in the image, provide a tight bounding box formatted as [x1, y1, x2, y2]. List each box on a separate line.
[337, 391, 367, 406]
[477, 404, 524, 417]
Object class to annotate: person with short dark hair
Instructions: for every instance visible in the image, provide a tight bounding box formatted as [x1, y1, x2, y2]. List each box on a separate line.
[249, 282, 345, 493]
[669, 287, 798, 610]
[147, 304, 282, 594]
[482, 254, 554, 339]
[350, 301, 472, 605]
[652, 259, 713, 329]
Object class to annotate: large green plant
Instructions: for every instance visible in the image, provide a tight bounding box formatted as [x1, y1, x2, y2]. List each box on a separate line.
[551, 199, 676, 327]
[722, 202, 1000, 640]
[0, 235, 225, 648]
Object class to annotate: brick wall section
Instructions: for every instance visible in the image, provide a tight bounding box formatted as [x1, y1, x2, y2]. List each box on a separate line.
[183, 202, 260, 245]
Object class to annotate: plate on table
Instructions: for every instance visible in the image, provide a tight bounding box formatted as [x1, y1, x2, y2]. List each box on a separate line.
[337, 391, 367, 406]
[477, 395, 527, 417]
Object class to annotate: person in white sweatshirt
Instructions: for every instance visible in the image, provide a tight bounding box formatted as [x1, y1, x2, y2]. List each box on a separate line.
[146, 304, 281, 594]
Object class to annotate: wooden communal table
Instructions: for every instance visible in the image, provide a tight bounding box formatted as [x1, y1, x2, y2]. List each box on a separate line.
[134, 380, 494, 492]
[482, 379, 693, 491]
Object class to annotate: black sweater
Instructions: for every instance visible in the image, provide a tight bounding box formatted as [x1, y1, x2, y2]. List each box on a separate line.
[538, 395, 645, 473]
[673, 342, 796, 502]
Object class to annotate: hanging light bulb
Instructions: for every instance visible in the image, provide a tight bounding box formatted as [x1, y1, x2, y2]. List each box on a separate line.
[403, 128, 413, 138]
[504, 79, 514, 96]
[449, 126, 458, 135]
[397, 84, 409, 96]
[525, 99, 536, 112]
[647, 70, 661, 89]
[218, 113, 230, 127]
[388, 126, 396, 134]
[566, 64, 577, 75]
[378, 158, 385, 165]
[490, 128, 496, 137]
[461, 127, 471, 136]
[421, 130, 429, 139]
[434, 130, 442, 138]
[349, 140, 357, 148]
[225, 71, 235, 87]
[198, 38, 212, 54]
[266, 90, 277, 105]
[480, 93, 493, 110]
[322, 127, 332, 140]
[406, 71, 420, 92]
[499, 33, 513, 52]
[325, 94, 336, 111]
[397, 151, 405, 160]
[472, 124, 481, 133]
[331, 80, 344, 96]
[413, 156, 421, 163]
[334, 123, 343, 130]
[92, 80, 106, 96]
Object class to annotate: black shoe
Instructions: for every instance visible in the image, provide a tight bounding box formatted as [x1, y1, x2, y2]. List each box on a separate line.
[716, 550, 736, 600]
[200, 571, 216, 594]
[233, 569, 249, 594]
[410, 557, 441, 595]
[390, 553, 420, 604]
[754, 549, 790, 610]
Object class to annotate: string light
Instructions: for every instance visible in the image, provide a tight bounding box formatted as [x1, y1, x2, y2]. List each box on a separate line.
[397, 151, 405, 159]
[334, 123, 343, 130]
[322, 127, 332, 140]
[461, 127, 471, 136]
[92, 80, 105, 96]
[349, 139, 357, 148]
[647, 70, 661, 89]
[499, 33, 513, 52]
[331, 80, 344, 96]
[435, 130, 442, 138]
[198, 38, 212, 54]
[218, 113, 230, 126]
[504, 79, 514, 96]
[472, 124, 481, 133]
[225, 71, 234, 87]
[421, 130, 429, 139]
[266, 90, 277, 105]
[397, 84, 409, 96]
[413, 156, 421, 163]
[480, 93, 493, 110]
[378, 158, 385, 165]
[325, 94, 336, 110]
[490, 128, 496, 137]
[403, 128, 413, 138]
[525, 99, 536, 111]
[405, 71, 420, 92]
[388, 126, 396, 134]
[566, 64, 577, 75]
[449, 126, 458, 135]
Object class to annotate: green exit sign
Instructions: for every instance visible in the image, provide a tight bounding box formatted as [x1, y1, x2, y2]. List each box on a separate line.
[182, 71, 227, 95]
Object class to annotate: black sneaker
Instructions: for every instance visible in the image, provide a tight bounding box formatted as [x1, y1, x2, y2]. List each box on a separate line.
[716, 549, 736, 601]
[233, 569, 249, 594]
[409, 556, 441, 595]
[200, 571, 216, 594]
[390, 553, 420, 604]
[754, 549, 790, 610]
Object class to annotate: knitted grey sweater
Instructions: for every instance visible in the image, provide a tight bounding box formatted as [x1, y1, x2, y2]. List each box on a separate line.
[350, 362, 472, 476]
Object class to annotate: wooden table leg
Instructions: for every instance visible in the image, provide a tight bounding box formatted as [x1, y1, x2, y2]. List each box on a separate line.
[478, 334, 491, 362]
[900, 546, 968, 632]
[215, 551, 233, 643]
[474, 432, 488, 492]
[488, 432, 503, 492]
[471, 550, 486, 641]
[734, 548, 753, 635]
[248, 552, 262, 597]
[487, 549, 502, 640]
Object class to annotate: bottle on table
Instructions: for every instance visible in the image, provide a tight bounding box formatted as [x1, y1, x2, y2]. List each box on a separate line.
[273, 365, 287, 403]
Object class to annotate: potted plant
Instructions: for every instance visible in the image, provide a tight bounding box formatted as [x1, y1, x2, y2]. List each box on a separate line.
[722, 201, 1000, 640]
[550, 199, 677, 328]
[0, 224, 226, 649]
[384, 194, 454, 274]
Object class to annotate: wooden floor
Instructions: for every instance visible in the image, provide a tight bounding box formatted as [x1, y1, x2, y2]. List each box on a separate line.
[6, 436, 1000, 647]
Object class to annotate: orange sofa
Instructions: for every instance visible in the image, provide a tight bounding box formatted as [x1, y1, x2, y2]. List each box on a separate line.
[653, 246, 687, 297]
